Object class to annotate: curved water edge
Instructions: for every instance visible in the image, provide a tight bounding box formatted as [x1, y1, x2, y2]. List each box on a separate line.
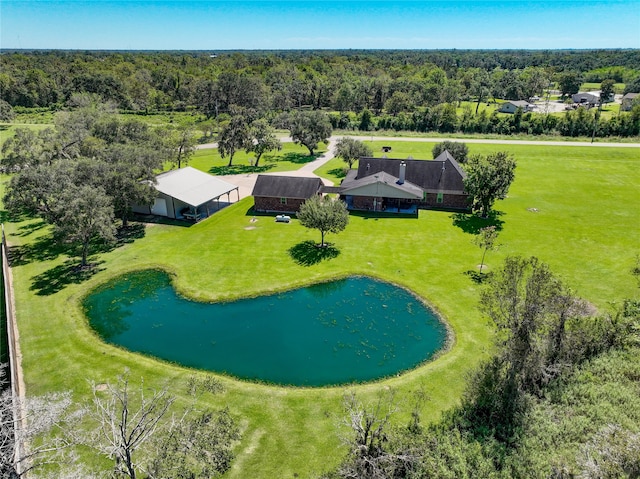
[83, 269, 452, 387]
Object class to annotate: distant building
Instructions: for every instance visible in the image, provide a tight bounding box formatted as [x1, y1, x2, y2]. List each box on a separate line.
[621, 92, 639, 111]
[572, 91, 614, 105]
[499, 100, 533, 114]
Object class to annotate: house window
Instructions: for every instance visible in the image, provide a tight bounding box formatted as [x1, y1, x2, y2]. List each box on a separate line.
[437, 193, 444, 204]
[422, 191, 427, 201]
[280, 197, 287, 205]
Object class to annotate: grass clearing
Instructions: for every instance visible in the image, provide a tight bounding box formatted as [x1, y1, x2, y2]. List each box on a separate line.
[187, 142, 327, 175]
[13, 109, 56, 124]
[455, 100, 500, 115]
[580, 82, 625, 92]
[596, 101, 621, 118]
[3, 140, 639, 477]
[0, 123, 53, 148]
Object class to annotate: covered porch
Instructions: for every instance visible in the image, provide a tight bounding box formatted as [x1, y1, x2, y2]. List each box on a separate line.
[343, 195, 418, 214]
[177, 192, 239, 222]
[339, 171, 423, 215]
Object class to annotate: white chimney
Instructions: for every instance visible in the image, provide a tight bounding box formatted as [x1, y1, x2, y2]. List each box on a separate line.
[399, 161, 406, 184]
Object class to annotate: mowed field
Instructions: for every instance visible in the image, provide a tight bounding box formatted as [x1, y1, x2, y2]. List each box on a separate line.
[2, 140, 639, 478]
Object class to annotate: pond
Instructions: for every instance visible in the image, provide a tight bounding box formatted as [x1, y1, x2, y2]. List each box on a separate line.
[84, 270, 447, 386]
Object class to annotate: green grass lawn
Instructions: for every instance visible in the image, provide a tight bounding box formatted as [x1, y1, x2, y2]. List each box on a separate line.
[13, 109, 56, 124]
[3, 140, 639, 477]
[455, 100, 500, 115]
[580, 82, 625, 92]
[325, 140, 640, 308]
[187, 141, 327, 175]
[597, 101, 621, 119]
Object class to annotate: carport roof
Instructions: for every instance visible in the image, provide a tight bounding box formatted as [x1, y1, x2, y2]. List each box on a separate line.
[154, 167, 238, 207]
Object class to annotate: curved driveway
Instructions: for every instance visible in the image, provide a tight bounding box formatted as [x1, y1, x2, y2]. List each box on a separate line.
[215, 137, 338, 200]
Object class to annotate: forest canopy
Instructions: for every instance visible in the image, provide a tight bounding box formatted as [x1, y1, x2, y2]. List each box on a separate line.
[1, 49, 639, 138]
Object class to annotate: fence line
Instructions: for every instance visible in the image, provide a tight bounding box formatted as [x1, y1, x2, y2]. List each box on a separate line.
[2, 223, 25, 475]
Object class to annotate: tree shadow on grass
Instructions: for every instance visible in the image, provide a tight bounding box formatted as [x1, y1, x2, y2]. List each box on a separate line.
[273, 152, 320, 165]
[7, 235, 71, 267]
[327, 167, 347, 179]
[9, 223, 146, 267]
[288, 240, 340, 266]
[30, 259, 105, 296]
[0, 209, 21, 226]
[131, 213, 192, 227]
[14, 219, 48, 237]
[451, 211, 505, 235]
[464, 270, 493, 284]
[88, 223, 147, 256]
[115, 223, 146, 246]
[208, 164, 274, 175]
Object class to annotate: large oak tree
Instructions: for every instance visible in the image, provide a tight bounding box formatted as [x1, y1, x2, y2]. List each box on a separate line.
[463, 151, 516, 218]
[287, 110, 332, 156]
[297, 195, 349, 247]
[334, 137, 372, 169]
[247, 119, 281, 167]
[217, 114, 250, 167]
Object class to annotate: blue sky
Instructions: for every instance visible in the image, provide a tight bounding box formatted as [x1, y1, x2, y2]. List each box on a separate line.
[1, 1, 639, 50]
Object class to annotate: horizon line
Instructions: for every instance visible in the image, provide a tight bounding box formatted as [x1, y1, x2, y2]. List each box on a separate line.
[2, 47, 639, 53]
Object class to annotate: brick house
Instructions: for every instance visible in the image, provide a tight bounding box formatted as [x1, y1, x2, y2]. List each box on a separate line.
[252, 175, 323, 213]
[337, 151, 469, 213]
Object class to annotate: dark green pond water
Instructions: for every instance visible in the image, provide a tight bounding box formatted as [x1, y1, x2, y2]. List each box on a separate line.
[84, 270, 446, 386]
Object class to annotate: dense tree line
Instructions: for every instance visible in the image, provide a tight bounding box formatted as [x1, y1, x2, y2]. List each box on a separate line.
[1, 96, 181, 266]
[1, 50, 639, 138]
[331, 102, 640, 137]
[1, 50, 639, 111]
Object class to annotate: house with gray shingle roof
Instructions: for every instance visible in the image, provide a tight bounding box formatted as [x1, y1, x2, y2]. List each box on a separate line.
[252, 175, 323, 213]
[337, 151, 469, 213]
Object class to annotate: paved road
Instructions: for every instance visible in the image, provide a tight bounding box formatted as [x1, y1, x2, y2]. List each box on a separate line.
[345, 135, 640, 148]
[198, 135, 640, 150]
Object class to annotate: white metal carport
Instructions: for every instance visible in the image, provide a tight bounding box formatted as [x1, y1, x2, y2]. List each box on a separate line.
[138, 167, 240, 221]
